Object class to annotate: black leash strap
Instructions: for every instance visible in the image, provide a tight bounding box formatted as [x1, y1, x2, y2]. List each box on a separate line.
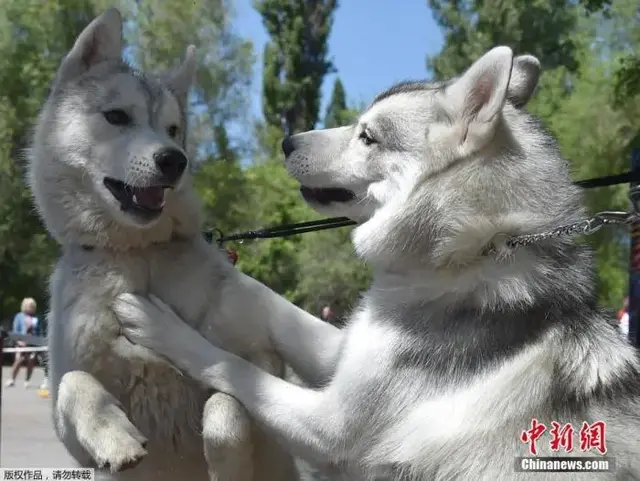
[209, 217, 357, 246]
[575, 170, 640, 189]
[208, 169, 640, 247]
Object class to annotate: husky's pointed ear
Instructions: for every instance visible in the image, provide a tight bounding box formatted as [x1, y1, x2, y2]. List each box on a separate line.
[55, 8, 123, 85]
[507, 55, 541, 108]
[167, 45, 197, 105]
[445, 46, 513, 152]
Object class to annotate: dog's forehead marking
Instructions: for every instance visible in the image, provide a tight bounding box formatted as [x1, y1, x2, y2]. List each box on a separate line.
[133, 73, 166, 126]
[161, 92, 181, 124]
[362, 92, 436, 130]
[371, 80, 448, 106]
[363, 80, 447, 127]
[101, 72, 181, 128]
[102, 74, 147, 110]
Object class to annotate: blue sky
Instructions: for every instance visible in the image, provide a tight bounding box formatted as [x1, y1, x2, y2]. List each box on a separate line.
[233, 0, 444, 124]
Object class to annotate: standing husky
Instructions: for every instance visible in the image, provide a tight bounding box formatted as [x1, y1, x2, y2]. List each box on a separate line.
[27, 7, 306, 481]
[115, 47, 640, 480]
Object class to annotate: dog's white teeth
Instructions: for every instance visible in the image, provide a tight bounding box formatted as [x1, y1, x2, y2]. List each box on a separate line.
[133, 194, 138, 204]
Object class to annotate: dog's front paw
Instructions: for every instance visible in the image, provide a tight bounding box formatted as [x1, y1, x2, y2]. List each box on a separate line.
[113, 293, 176, 351]
[114, 292, 210, 373]
[81, 405, 148, 472]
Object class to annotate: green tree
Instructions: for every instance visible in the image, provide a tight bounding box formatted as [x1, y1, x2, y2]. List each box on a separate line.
[233, 158, 317, 300]
[426, 0, 587, 128]
[231, 0, 342, 306]
[294, 225, 372, 320]
[256, 0, 338, 136]
[427, 0, 581, 79]
[545, 0, 640, 307]
[0, 0, 97, 321]
[322, 77, 361, 129]
[324, 77, 346, 128]
[578, 0, 638, 144]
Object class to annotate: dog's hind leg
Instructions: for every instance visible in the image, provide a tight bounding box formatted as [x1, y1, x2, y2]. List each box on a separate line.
[244, 351, 298, 481]
[202, 392, 254, 481]
[55, 370, 148, 472]
[202, 351, 291, 481]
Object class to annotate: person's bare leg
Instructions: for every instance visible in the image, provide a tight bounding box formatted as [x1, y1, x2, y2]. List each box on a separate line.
[8, 354, 24, 386]
[25, 355, 36, 383]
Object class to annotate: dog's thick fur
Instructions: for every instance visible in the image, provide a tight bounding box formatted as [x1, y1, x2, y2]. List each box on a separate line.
[27, 8, 312, 481]
[116, 47, 640, 480]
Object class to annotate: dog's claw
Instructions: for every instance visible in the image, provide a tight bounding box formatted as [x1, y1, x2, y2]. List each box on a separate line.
[106, 451, 147, 473]
[101, 444, 147, 473]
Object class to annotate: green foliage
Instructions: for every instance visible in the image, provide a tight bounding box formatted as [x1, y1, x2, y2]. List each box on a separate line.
[0, 0, 96, 320]
[614, 56, 640, 109]
[324, 78, 346, 128]
[427, 0, 582, 79]
[294, 226, 371, 317]
[427, 0, 640, 307]
[323, 77, 361, 128]
[234, 159, 315, 300]
[256, 0, 338, 136]
[533, 0, 640, 307]
[580, 0, 612, 15]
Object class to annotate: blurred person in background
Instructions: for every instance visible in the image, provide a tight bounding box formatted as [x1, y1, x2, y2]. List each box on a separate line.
[35, 313, 49, 390]
[619, 296, 630, 339]
[6, 297, 39, 388]
[320, 305, 335, 324]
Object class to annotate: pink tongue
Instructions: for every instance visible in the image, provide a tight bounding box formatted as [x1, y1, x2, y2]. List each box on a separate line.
[133, 187, 165, 210]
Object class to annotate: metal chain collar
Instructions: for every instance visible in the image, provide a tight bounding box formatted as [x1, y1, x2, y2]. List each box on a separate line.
[497, 186, 640, 252]
[486, 211, 637, 255]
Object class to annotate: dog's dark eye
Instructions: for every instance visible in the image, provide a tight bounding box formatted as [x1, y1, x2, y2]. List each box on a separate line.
[359, 130, 376, 146]
[103, 109, 131, 126]
[167, 125, 179, 138]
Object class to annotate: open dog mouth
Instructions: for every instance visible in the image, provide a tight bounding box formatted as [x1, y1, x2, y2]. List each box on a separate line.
[300, 186, 356, 205]
[103, 177, 170, 216]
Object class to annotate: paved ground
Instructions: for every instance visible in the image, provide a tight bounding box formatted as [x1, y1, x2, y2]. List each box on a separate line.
[0, 366, 324, 480]
[0, 366, 108, 479]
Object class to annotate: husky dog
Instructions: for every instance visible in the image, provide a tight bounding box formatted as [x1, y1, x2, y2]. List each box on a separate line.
[115, 46, 640, 480]
[28, 8, 304, 481]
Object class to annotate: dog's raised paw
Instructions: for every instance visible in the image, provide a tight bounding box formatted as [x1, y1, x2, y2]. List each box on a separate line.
[84, 409, 149, 473]
[96, 429, 148, 473]
[104, 448, 146, 473]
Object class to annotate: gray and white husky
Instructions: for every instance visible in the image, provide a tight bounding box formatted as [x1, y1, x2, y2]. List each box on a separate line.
[27, 7, 307, 481]
[115, 46, 640, 480]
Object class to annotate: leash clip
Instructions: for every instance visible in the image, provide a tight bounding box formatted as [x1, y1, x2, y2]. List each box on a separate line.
[214, 228, 225, 247]
[630, 185, 640, 215]
[587, 211, 636, 235]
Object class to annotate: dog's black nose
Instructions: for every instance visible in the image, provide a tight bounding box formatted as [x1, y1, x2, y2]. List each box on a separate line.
[154, 147, 188, 184]
[281, 136, 295, 157]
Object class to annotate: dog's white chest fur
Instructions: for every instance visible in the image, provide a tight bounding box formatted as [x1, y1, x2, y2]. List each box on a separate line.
[47, 237, 270, 477]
